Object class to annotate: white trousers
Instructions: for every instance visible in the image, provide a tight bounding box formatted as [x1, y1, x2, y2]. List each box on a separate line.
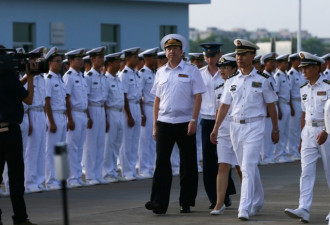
[25, 110, 46, 189]
[67, 111, 87, 182]
[3, 113, 29, 191]
[138, 105, 156, 175]
[83, 106, 105, 180]
[287, 100, 302, 158]
[45, 113, 66, 185]
[274, 102, 290, 160]
[299, 125, 330, 211]
[261, 117, 275, 163]
[103, 109, 124, 177]
[171, 144, 180, 175]
[196, 116, 202, 170]
[119, 103, 141, 178]
[230, 119, 265, 213]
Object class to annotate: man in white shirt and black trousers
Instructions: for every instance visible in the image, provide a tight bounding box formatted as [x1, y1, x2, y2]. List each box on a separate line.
[145, 34, 206, 214]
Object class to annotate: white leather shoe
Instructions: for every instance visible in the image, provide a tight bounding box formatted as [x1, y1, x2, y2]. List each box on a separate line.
[210, 205, 226, 215]
[250, 205, 263, 216]
[85, 179, 100, 185]
[98, 178, 111, 184]
[238, 210, 249, 221]
[284, 208, 310, 223]
[326, 212, 330, 221]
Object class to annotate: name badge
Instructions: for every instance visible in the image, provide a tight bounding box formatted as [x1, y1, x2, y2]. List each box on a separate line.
[178, 74, 189, 78]
[252, 82, 262, 88]
[317, 91, 326, 96]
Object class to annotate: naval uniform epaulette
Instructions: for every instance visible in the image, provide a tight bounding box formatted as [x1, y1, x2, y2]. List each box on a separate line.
[256, 70, 270, 79]
[228, 71, 239, 79]
[47, 74, 52, 79]
[199, 65, 207, 71]
[289, 71, 293, 75]
[140, 68, 145, 73]
[300, 81, 308, 88]
[323, 79, 330, 85]
[87, 72, 93, 76]
[67, 70, 72, 75]
[215, 83, 224, 90]
[123, 69, 128, 73]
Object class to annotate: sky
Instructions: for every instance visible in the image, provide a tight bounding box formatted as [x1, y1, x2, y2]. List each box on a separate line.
[189, 0, 330, 38]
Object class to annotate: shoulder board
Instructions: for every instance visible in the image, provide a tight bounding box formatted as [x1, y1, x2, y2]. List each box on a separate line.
[199, 65, 207, 71]
[323, 79, 330, 85]
[140, 68, 145, 72]
[256, 70, 270, 79]
[123, 70, 128, 73]
[87, 72, 93, 76]
[67, 70, 72, 75]
[228, 71, 239, 79]
[215, 83, 224, 90]
[300, 81, 308, 88]
[325, 71, 328, 75]
[290, 71, 293, 75]
[47, 74, 52, 79]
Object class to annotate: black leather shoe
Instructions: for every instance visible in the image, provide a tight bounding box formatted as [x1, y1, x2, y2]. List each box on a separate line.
[224, 196, 232, 207]
[209, 203, 216, 209]
[145, 201, 165, 214]
[180, 206, 191, 213]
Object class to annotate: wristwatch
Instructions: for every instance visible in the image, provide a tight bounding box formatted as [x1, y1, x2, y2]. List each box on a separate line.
[190, 118, 197, 122]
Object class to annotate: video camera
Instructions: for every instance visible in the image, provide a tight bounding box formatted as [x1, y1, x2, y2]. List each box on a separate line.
[0, 48, 49, 75]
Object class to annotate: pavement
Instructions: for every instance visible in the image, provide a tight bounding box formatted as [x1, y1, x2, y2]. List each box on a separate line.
[1, 160, 329, 225]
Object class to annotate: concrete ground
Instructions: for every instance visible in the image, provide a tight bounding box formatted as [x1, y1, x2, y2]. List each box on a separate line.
[1, 160, 329, 225]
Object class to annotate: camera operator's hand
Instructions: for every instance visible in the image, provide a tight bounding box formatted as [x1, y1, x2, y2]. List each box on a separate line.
[49, 122, 57, 133]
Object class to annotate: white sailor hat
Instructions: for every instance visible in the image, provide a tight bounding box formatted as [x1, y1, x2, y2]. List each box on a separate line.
[276, 54, 289, 62]
[160, 34, 187, 51]
[45, 47, 62, 61]
[83, 55, 90, 61]
[216, 56, 237, 67]
[321, 53, 330, 60]
[122, 47, 140, 57]
[65, 48, 85, 58]
[234, 39, 259, 54]
[299, 51, 325, 67]
[261, 52, 278, 64]
[189, 53, 204, 61]
[223, 52, 236, 58]
[86, 46, 106, 56]
[253, 55, 262, 63]
[157, 51, 166, 59]
[140, 47, 159, 57]
[29, 46, 45, 57]
[289, 53, 300, 60]
[104, 52, 122, 61]
[16, 48, 25, 54]
[62, 59, 68, 64]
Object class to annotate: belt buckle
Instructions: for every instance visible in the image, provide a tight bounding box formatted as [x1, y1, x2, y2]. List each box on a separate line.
[312, 122, 318, 127]
[239, 120, 246, 124]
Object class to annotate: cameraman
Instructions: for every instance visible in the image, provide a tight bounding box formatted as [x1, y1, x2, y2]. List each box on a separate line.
[0, 45, 37, 225]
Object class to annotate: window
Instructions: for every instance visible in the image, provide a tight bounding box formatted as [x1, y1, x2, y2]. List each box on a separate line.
[160, 25, 177, 40]
[13, 22, 35, 51]
[101, 24, 120, 53]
